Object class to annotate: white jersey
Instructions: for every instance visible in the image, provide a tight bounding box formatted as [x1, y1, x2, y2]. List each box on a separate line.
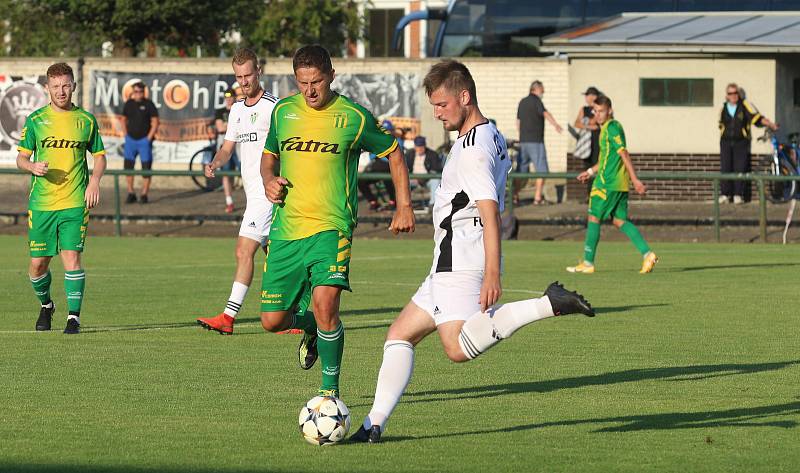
[224, 91, 278, 202]
[430, 121, 511, 273]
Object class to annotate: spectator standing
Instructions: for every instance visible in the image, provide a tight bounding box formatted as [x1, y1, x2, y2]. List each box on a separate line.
[404, 135, 443, 210]
[573, 86, 601, 200]
[212, 88, 239, 213]
[359, 119, 401, 210]
[120, 82, 159, 204]
[515, 80, 562, 205]
[718, 83, 778, 204]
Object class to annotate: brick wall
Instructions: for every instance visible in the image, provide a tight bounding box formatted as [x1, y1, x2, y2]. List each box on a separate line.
[566, 153, 770, 202]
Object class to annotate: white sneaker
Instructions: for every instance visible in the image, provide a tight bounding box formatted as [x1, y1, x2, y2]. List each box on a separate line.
[733, 195, 744, 205]
[718, 195, 729, 204]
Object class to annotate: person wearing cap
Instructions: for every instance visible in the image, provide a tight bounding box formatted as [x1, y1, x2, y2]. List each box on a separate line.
[516, 80, 562, 205]
[404, 135, 443, 210]
[573, 86, 601, 200]
[211, 88, 240, 213]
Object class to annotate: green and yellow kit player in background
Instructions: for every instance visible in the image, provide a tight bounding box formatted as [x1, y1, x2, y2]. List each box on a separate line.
[15, 63, 106, 334]
[568, 95, 657, 274]
[259, 45, 416, 399]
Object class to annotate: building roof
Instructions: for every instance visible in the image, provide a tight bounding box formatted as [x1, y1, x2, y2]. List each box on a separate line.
[543, 12, 800, 53]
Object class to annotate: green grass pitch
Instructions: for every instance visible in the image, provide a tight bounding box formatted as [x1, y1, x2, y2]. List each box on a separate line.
[0, 234, 798, 473]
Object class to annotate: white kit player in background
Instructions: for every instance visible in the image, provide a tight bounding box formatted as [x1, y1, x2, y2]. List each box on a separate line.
[196, 48, 278, 335]
[350, 60, 596, 443]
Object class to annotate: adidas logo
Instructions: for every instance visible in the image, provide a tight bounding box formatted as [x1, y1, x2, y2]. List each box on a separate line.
[284, 113, 299, 120]
[248, 221, 256, 228]
[433, 306, 441, 315]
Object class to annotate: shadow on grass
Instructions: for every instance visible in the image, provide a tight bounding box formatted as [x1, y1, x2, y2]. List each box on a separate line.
[397, 360, 800, 404]
[667, 262, 800, 272]
[0, 465, 285, 473]
[593, 303, 669, 314]
[384, 400, 800, 443]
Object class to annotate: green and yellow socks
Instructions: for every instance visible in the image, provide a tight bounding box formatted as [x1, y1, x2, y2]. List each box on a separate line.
[318, 322, 345, 394]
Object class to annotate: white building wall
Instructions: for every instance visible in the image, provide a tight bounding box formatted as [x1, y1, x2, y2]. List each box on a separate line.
[569, 56, 777, 155]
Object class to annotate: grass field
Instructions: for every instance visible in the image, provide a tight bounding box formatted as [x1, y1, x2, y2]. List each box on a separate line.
[1, 234, 798, 473]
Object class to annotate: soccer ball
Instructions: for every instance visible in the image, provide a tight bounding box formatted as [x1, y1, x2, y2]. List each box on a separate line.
[298, 395, 351, 446]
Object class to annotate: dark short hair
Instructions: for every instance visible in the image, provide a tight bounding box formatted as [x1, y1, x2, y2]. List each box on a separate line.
[46, 63, 74, 81]
[293, 45, 333, 74]
[232, 47, 259, 70]
[132, 82, 146, 91]
[423, 60, 477, 103]
[530, 80, 543, 90]
[595, 95, 612, 108]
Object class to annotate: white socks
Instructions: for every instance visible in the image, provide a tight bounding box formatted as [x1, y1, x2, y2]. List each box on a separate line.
[223, 281, 249, 317]
[364, 340, 415, 432]
[225, 195, 234, 206]
[459, 296, 554, 360]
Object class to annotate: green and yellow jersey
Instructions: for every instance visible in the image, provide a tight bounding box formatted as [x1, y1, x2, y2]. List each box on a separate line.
[593, 119, 629, 193]
[18, 104, 105, 211]
[264, 93, 397, 240]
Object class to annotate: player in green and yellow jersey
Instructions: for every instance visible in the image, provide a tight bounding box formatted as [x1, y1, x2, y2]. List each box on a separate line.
[259, 45, 416, 399]
[567, 95, 657, 274]
[15, 63, 106, 334]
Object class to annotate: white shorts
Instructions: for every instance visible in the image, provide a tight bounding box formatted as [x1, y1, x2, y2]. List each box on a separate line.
[238, 198, 272, 246]
[411, 271, 483, 326]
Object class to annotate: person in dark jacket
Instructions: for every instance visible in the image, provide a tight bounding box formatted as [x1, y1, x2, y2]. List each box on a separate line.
[719, 83, 778, 204]
[404, 136, 443, 208]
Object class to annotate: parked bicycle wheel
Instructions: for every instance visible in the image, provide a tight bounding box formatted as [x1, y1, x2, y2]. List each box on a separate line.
[768, 159, 798, 203]
[189, 146, 222, 191]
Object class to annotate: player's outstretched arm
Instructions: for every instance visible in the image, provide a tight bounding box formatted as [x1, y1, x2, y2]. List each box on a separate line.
[85, 153, 106, 209]
[387, 147, 415, 234]
[205, 140, 235, 178]
[620, 149, 646, 195]
[16, 151, 48, 176]
[261, 151, 288, 203]
[477, 199, 502, 312]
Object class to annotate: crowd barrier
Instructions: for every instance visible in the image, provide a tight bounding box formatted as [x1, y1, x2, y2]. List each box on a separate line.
[1, 168, 799, 243]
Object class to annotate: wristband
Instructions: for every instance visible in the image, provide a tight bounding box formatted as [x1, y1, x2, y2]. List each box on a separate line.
[587, 167, 595, 177]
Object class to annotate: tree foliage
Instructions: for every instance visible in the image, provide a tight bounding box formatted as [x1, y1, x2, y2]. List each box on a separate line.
[0, 0, 249, 57]
[222, 0, 367, 58]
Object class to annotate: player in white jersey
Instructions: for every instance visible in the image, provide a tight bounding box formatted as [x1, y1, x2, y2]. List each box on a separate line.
[196, 48, 277, 335]
[351, 60, 596, 443]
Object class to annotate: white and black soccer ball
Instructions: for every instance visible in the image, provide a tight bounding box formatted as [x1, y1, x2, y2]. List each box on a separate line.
[298, 395, 351, 446]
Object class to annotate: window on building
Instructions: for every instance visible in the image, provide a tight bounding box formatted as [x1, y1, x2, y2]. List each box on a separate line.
[368, 9, 405, 57]
[640, 78, 714, 106]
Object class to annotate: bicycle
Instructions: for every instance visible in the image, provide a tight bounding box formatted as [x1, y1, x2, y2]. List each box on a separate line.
[759, 129, 799, 203]
[188, 137, 223, 191]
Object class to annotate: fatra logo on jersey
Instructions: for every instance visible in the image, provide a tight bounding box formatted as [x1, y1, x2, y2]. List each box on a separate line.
[40, 136, 88, 149]
[280, 136, 340, 154]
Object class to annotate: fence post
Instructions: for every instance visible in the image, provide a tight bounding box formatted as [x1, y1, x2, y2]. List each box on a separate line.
[712, 178, 720, 243]
[758, 177, 767, 243]
[506, 177, 514, 216]
[113, 174, 122, 237]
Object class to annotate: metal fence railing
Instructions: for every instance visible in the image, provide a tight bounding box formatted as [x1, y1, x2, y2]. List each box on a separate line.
[1, 168, 799, 243]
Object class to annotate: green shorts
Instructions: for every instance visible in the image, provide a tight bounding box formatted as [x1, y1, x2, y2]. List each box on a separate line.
[261, 230, 352, 313]
[28, 207, 89, 257]
[588, 189, 629, 221]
